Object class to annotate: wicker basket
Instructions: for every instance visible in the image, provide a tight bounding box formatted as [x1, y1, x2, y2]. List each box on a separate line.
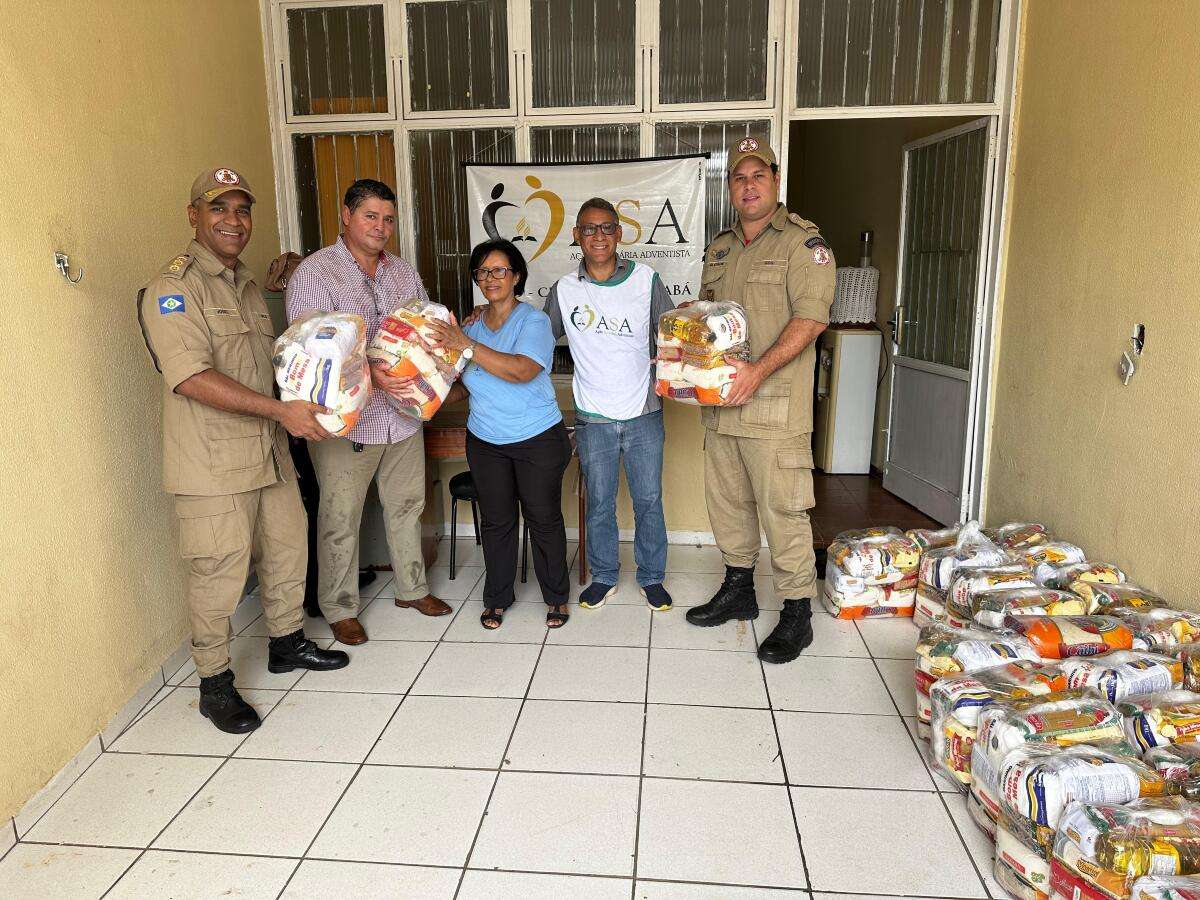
[831, 266, 879, 324]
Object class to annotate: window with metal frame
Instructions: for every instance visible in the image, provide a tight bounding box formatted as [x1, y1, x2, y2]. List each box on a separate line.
[795, 0, 1001, 108]
[529, 0, 639, 109]
[286, 4, 389, 116]
[529, 123, 642, 162]
[658, 0, 771, 105]
[405, 0, 510, 113]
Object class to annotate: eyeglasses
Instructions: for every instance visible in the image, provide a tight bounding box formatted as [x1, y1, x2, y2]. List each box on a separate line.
[472, 266, 513, 282]
[578, 222, 618, 237]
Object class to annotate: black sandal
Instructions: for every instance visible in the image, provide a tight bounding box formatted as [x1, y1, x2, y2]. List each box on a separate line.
[546, 603, 569, 629]
[481, 608, 504, 629]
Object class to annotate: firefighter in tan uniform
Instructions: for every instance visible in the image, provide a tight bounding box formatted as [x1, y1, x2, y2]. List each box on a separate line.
[685, 138, 835, 664]
[139, 168, 350, 734]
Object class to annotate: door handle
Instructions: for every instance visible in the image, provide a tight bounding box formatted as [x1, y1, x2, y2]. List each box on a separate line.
[889, 305, 907, 347]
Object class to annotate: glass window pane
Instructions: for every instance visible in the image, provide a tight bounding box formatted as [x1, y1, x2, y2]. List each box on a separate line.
[659, 0, 770, 104]
[293, 131, 398, 256]
[530, 0, 637, 108]
[406, 0, 510, 112]
[409, 128, 516, 320]
[287, 5, 388, 116]
[795, 0, 1000, 108]
[654, 119, 770, 245]
[530, 124, 641, 162]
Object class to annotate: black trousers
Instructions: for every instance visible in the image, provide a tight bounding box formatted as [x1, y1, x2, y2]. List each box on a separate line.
[466, 422, 572, 609]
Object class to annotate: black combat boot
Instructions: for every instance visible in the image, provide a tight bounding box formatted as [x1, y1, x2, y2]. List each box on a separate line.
[685, 566, 758, 626]
[757, 599, 814, 664]
[267, 629, 350, 673]
[198, 669, 261, 733]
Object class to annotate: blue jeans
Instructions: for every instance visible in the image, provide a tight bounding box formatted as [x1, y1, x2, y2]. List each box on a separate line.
[574, 409, 667, 587]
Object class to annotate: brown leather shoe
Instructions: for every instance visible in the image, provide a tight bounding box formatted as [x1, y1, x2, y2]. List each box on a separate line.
[329, 617, 368, 645]
[395, 594, 452, 617]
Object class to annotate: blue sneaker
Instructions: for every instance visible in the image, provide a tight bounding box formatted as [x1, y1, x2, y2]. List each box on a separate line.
[640, 583, 673, 611]
[579, 582, 617, 609]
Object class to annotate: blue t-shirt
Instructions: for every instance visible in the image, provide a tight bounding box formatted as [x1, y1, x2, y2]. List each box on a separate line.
[462, 302, 562, 444]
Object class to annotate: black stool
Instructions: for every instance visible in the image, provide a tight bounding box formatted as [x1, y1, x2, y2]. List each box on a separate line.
[448, 471, 530, 582]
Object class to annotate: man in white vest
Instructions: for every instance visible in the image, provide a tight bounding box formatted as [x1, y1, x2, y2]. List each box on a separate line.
[546, 198, 675, 611]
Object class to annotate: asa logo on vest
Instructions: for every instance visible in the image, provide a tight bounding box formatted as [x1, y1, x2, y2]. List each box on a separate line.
[569, 303, 634, 336]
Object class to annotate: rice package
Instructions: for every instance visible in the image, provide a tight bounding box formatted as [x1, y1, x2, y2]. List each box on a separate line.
[1040, 562, 1127, 590]
[914, 623, 1039, 727]
[999, 744, 1167, 849]
[1008, 615, 1135, 659]
[945, 564, 1037, 626]
[996, 811, 1054, 900]
[973, 588, 1089, 631]
[1061, 651, 1184, 704]
[1121, 691, 1200, 751]
[920, 533, 1013, 593]
[929, 661, 1067, 786]
[1050, 797, 1200, 899]
[1129, 876, 1200, 900]
[367, 299, 467, 421]
[1123, 609, 1200, 652]
[1022, 541, 1088, 584]
[990, 521, 1051, 551]
[906, 524, 962, 552]
[1074, 583, 1170, 617]
[822, 527, 919, 619]
[655, 301, 748, 405]
[273, 311, 369, 437]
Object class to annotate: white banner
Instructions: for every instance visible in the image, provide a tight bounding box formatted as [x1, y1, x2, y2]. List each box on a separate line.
[465, 155, 706, 308]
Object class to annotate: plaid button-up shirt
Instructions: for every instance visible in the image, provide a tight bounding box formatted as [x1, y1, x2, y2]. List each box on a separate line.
[285, 236, 428, 444]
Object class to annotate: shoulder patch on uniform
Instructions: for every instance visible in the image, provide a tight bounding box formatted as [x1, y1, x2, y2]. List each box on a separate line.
[163, 254, 192, 278]
[812, 246, 832, 267]
[712, 247, 730, 260]
[803, 235, 829, 250]
[158, 294, 185, 315]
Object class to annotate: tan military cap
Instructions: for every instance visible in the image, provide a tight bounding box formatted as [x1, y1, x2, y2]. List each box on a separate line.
[725, 136, 777, 174]
[190, 167, 257, 205]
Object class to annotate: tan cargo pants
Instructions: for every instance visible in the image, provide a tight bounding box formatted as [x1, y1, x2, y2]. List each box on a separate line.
[703, 429, 818, 600]
[174, 479, 307, 678]
[309, 431, 429, 622]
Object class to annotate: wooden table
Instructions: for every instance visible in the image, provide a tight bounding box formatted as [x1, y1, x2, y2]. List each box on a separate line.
[424, 408, 588, 584]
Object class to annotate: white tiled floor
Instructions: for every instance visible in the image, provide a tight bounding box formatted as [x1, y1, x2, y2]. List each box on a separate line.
[1, 542, 998, 899]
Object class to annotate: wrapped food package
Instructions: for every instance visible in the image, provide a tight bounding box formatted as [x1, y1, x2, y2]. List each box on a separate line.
[906, 524, 962, 552]
[929, 661, 1067, 786]
[969, 777, 1002, 838]
[920, 537, 1013, 593]
[1121, 691, 1200, 752]
[1073, 583, 1170, 617]
[989, 522, 1051, 551]
[914, 623, 1040, 727]
[1144, 743, 1200, 790]
[366, 299, 467, 421]
[1022, 541, 1088, 584]
[972, 587, 1088, 631]
[1040, 562, 1128, 590]
[998, 744, 1167, 849]
[272, 311, 369, 437]
[914, 584, 949, 628]
[1181, 647, 1200, 693]
[1060, 652, 1184, 704]
[1050, 797, 1200, 899]
[821, 527, 920, 619]
[1128, 876, 1200, 900]
[1008, 615, 1135, 659]
[945, 564, 1037, 627]
[1123, 609, 1200, 653]
[655, 301, 748, 405]
[997, 812, 1054, 900]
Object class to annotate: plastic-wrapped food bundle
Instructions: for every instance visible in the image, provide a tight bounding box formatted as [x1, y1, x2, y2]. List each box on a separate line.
[655, 301, 748, 405]
[1073, 583, 1170, 617]
[972, 587, 1087, 631]
[945, 564, 1037, 627]
[1121, 691, 1200, 752]
[1050, 797, 1200, 899]
[1060, 652, 1184, 704]
[990, 522, 1051, 551]
[366, 299, 467, 421]
[273, 311, 369, 437]
[1040, 562, 1127, 590]
[1022, 542, 1088, 584]
[1144, 743, 1200, 790]
[914, 623, 1040, 728]
[914, 584, 949, 628]
[822, 527, 919, 619]
[929, 661, 1067, 786]
[998, 744, 1167, 849]
[919, 526, 1013, 593]
[907, 524, 961, 552]
[1008, 615, 1135, 659]
[1123, 610, 1200, 653]
[997, 811, 1054, 900]
[1181, 647, 1200, 693]
[1128, 876, 1200, 899]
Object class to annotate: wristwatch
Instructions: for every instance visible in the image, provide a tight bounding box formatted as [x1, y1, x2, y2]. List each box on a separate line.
[461, 342, 476, 361]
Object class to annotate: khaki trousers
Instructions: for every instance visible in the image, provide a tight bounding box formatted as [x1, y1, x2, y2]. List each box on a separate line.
[174, 479, 307, 678]
[703, 429, 818, 600]
[309, 432, 429, 622]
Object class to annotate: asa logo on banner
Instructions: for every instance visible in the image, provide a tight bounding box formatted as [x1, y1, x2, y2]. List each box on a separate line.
[465, 156, 706, 308]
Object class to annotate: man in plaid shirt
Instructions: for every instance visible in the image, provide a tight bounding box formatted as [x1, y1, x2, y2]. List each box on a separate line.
[285, 179, 450, 645]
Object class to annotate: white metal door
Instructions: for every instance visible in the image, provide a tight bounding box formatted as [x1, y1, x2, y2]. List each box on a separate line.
[885, 117, 996, 524]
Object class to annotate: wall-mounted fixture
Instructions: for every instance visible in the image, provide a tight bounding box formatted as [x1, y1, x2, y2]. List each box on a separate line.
[54, 251, 84, 284]
[1119, 323, 1145, 386]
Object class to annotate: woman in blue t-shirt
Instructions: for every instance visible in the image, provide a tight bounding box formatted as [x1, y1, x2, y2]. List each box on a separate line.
[427, 239, 571, 630]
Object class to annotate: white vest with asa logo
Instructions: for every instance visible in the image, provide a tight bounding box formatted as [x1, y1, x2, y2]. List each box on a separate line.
[554, 261, 655, 421]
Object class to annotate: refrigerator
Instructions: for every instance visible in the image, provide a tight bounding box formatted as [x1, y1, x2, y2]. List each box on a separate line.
[813, 326, 882, 474]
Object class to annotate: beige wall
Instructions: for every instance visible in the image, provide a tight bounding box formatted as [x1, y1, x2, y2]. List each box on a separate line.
[0, 1, 281, 820]
[788, 116, 972, 469]
[985, 1, 1200, 601]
